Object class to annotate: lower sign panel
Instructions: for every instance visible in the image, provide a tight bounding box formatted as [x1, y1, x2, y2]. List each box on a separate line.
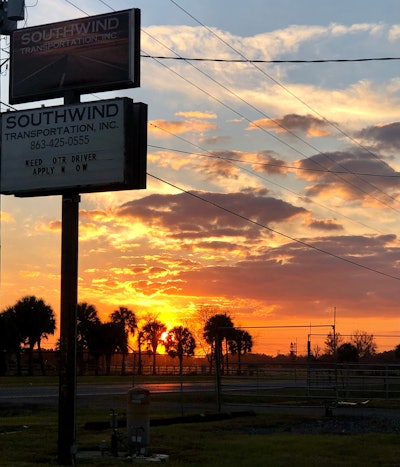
[0, 98, 147, 196]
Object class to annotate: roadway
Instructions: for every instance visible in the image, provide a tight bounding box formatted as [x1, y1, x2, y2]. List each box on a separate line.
[0, 381, 217, 405]
[0, 378, 311, 405]
[1, 380, 395, 419]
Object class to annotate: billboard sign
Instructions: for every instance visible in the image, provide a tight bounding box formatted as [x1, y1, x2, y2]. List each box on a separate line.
[0, 98, 147, 196]
[9, 9, 140, 104]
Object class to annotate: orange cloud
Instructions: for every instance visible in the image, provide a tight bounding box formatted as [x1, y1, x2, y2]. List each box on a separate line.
[0, 212, 15, 223]
[38, 220, 61, 233]
[247, 114, 331, 137]
[149, 119, 218, 137]
[149, 149, 194, 170]
[175, 110, 217, 119]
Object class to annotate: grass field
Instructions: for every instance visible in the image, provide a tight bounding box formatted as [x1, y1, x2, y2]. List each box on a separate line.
[2, 377, 400, 466]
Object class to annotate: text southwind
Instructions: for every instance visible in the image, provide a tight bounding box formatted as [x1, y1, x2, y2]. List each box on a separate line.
[5, 102, 119, 130]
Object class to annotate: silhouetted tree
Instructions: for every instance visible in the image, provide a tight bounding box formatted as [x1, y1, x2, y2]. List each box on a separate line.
[337, 343, 359, 363]
[77, 302, 100, 348]
[85, 321, 123, 375]
[111, 306, 137, 375]
[395, 344, 400, 361]
[101, 322, 125, 375]
[324, 331, 343, 358]
[142, 319, 167, 375]
[203, 313, 234, 375]
[137, 330, 144, 375]
[163, 325, 196, 415]
[13, 296, 56, 375]
[163, 326, 196, 382]
[228, 328, 253, 374]
[351, 330, 377, 360]
[77, 302, 100, 375]
[193, 305, 221, 356]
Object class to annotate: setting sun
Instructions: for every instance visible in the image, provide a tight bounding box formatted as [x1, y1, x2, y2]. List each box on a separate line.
[160, 331, 169, 343]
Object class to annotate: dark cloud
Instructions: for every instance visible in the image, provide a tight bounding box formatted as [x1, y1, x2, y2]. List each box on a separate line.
[249, 114, 331, 137]
[78, 192, 400, 327]
[255, 150, 289, 175]
[357, 122, 400, 151]
[297, 149, 400, 201]
[169, 234, 400, 319]
[305, 218, 343, 231]
[198, 157, 240, 180]
[117, 190, 308, 241]
[193, 149, 289, 179]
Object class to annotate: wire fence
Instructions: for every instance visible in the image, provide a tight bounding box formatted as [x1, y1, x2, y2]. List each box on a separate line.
[217, 361, 400, 410]
[5, 351, 400, 404]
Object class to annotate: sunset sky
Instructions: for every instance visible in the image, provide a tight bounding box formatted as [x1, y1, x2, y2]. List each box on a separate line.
[1, 0, 400, 355]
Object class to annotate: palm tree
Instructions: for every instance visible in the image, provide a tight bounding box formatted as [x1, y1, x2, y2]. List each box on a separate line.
[163, 325, 196, 382]
[203, 313, 234, 375]
[142, 319, 167, 375]
[13, 296, 56, 376]
[163, 325, 196, 415]
[77, 302, 100, 375]
[101, 322, 125, 375]
[228, 328, 253, 374]
[137, 330, 144, 375]
[110, 306, 137, 375]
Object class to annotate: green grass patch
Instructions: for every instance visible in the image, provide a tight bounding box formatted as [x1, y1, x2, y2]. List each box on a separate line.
[2, 398, 400, 466]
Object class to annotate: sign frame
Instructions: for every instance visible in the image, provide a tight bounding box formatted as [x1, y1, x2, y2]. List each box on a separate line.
[0, 98, 147, 197]
[9, 9, 140, 104]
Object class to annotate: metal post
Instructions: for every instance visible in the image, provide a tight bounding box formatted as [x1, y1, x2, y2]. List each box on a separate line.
[57, 91, 80, 465]
[57, 193, 80, 465]
[215, 334, 222, 412]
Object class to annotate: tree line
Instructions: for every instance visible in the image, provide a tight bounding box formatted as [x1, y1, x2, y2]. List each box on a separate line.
[322, 330, 391, 363]
[0, 295, 253, 376]
[2, 295, 400, 377]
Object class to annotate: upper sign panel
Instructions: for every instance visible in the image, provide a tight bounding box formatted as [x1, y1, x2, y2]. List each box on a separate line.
[9, 9, 140, 104]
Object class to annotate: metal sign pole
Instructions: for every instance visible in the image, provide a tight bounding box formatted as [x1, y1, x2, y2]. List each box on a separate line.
[57, 92, 80, 465]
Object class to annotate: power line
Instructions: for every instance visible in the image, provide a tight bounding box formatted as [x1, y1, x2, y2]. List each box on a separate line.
[14, 17, 394, 213]
[0, 100, 16, 111]
[141, 54, 400, 64]
[25, 0, 400, 260]
[13, 2, 400, 216]
[148, 138, 386, 236]
[96, 0, 115, 11]
[148, 143, 400, 179]
[63, 0, 89, 16]
[148, 173, 400, 282]
[168, 0, 399, 206]
[142, 42, 398, 212]
[144, 42, 400, 213]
